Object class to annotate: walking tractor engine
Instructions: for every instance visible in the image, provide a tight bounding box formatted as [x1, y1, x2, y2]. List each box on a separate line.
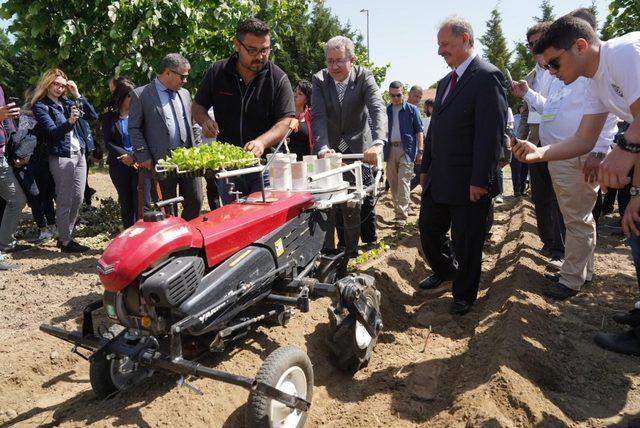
[39, 122, 385, 428]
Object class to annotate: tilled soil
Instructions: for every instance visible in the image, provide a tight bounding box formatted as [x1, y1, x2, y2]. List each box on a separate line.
[1, 170, 639, 427]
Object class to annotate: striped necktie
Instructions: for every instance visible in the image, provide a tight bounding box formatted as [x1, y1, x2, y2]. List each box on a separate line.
[336, 81, 349, 152]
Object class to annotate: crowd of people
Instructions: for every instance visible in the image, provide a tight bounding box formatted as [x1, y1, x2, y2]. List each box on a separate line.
[0, 12, 639, 356]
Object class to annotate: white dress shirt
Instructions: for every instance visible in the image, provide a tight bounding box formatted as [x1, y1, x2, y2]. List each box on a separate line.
[524, 76, 617, 153]
[442, 53, 477, 100]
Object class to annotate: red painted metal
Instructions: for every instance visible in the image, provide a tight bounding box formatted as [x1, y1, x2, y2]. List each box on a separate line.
[98, 216, 203, 292]
[97, 191, 313, 292]
[192, 191, 314, 267]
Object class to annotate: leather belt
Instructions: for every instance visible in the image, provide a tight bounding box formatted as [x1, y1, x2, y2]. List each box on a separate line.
[391, 141, 402, 147]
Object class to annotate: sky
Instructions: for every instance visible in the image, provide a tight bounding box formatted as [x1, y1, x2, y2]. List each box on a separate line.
[1, 0, 610, 89]
[323, 0, 610, 89]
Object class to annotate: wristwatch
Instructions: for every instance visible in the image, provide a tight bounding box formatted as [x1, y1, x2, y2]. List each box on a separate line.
[589, 151, 606, 159]
[615, 133, 640, 153]
[630, 186, 640, 197]
[417, 149, 424, 154]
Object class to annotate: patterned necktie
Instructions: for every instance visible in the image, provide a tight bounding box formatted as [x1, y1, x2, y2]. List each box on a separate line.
[166, 89, 188, 144]
[336, 81, 346, 105]
[336, 81, 349, 152]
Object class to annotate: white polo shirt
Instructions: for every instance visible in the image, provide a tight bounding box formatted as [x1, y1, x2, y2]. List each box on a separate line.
[583, 32, 640, 123]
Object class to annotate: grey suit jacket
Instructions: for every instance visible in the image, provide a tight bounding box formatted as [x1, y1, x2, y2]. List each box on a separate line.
[311, 66, 387, 154]
[129, 80, 200, 163]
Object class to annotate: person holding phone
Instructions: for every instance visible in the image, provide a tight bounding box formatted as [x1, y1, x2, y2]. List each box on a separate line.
[0, 85, 28, 269]
[32, 68, 98, 253]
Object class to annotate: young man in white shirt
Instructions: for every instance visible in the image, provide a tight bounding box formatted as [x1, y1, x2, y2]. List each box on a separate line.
[511, 9, 617, 300]
[512, 15, 640, 355]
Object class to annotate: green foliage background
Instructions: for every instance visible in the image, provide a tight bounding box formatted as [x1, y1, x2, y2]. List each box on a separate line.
[0, 0, 388, 108]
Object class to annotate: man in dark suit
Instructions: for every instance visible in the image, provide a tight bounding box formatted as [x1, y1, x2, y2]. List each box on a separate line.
[418, 16, 507, 315]
[129, 53, 202, 220]
[311, 35, 387, 261]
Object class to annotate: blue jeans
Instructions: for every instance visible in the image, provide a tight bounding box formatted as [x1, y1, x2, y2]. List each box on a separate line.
[510, 157, 529, 195]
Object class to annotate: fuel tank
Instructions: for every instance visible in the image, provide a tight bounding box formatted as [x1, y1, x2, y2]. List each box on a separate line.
[97, 216, 203, 292]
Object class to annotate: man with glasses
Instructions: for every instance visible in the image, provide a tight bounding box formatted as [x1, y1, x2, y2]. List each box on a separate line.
[192, 17, 295, 203]
[518, 21, 566, 270]
[510, 9, 617, 300]
[385, 81, 423, 227]
[129, 53, 203, 220]
[512, 16, 640, 354]
[311, 35, 387, 265]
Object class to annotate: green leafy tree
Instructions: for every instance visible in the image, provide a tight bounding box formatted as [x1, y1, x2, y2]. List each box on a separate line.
[0, 0, 388, 109]
[0, 30, 14, 92]
[602, 0, 640, 40]
[480, 7, 509, 72]
[534, 0, 555, 22]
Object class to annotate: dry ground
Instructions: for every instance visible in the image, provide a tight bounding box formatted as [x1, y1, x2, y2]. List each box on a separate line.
[1, 169, 639, 427]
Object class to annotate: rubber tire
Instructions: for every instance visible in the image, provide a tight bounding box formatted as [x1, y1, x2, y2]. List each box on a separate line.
[245, 346, 314, 428]
[89, 354, 119, 399]
[327, 313, 378, 373]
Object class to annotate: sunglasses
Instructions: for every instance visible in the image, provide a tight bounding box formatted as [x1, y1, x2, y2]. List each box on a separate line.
[169, 69, 188, 81]
[542, 42, 576, 71]
[390, 93, 402, 98]
[237, 38, 271, 57]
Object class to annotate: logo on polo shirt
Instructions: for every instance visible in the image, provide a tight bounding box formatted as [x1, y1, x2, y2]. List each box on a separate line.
[611, 83, 624, 98]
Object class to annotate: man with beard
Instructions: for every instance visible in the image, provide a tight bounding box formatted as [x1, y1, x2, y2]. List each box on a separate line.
[192, 17, 295, 203]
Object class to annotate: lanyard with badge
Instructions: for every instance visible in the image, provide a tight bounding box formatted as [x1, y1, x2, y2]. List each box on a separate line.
[541, 86, 572, 122]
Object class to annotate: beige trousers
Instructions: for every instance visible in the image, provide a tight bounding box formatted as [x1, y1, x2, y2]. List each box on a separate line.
[548, 156, 598, 290]
[386, 143, 414, 221]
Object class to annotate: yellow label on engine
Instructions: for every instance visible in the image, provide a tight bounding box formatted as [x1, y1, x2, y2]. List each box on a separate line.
[275, 238, 284, 257]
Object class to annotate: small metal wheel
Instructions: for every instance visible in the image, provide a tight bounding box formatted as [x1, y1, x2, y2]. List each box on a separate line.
[246, 346, 314, 428]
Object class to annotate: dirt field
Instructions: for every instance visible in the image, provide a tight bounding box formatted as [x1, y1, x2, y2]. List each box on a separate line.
[1, 169, 640, 427]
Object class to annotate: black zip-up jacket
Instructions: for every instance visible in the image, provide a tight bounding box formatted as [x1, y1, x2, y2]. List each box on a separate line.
[194, 53, 295, 147]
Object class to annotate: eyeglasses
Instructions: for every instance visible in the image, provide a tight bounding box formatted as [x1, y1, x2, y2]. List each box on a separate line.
[327, 58, 349, 67]
[390, 93, 402, 98]
[237, 38, 271, 57]
[51, 81, 67, 88]
[542, 42, 575, 71]
[169, 69, 188, 81]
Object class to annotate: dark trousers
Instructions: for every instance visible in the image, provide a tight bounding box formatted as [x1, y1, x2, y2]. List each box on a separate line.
[326, 203, 361, 259]
[419, 188, 492, 303]
[529, 161, 565, 258]
[510, 157, 529, 195]
[496, 168, 504, 194]
[158, 175, 202, 220]
[30, 159, 56, 228]
[109, 161, 150, 229]
[410, 162, 421, 190]
[359, 165, 377, 243]
[593, 179, 632, 223]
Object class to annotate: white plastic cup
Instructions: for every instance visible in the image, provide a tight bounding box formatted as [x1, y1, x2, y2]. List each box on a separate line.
[304, 155, 317, 187]
[271, 155, 292, 190]
[314, 158, 331, 189]
[291, 161, 307, 190]
[327, 153, 343, 187]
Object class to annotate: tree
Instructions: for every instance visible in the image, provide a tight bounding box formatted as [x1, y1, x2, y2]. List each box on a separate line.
[0, 0, 388, 109]
[480, 7, 509, 72]
[602, 0, 640, 40]
[0, 30, 14, 93]
[534, 0, 555, 22]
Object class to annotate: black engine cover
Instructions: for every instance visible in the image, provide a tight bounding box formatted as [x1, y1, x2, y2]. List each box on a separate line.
[140, 256, 204, 307]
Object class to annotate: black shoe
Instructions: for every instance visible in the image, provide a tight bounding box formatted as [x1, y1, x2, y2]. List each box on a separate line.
[450, 300, 472, 315]
[544, 272, 593, 284]
[594, 330, 640, 356]
[419, 275, 446, 290]
[543, 283, 579, 300]
[363, 242, 378, 251]
[539, 246, 552, 258]
[4, 244, 31, 253]
[60, 240, 89, 253]
[613, 309, 640, 327]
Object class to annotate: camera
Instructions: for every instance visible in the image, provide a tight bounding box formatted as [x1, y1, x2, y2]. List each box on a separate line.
[74, 99, 85, 118]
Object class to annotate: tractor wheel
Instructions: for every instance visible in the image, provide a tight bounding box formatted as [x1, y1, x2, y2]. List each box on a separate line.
[326, 279, 381, 373]
[89, 329, 152, 399]
[245, 346, 313, 428]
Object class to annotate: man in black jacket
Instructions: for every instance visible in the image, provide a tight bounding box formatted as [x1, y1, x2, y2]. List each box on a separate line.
[418, 16, 508, 315]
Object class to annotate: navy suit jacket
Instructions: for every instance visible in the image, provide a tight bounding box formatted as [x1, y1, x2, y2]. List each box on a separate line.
[420, 56, 507, 205]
